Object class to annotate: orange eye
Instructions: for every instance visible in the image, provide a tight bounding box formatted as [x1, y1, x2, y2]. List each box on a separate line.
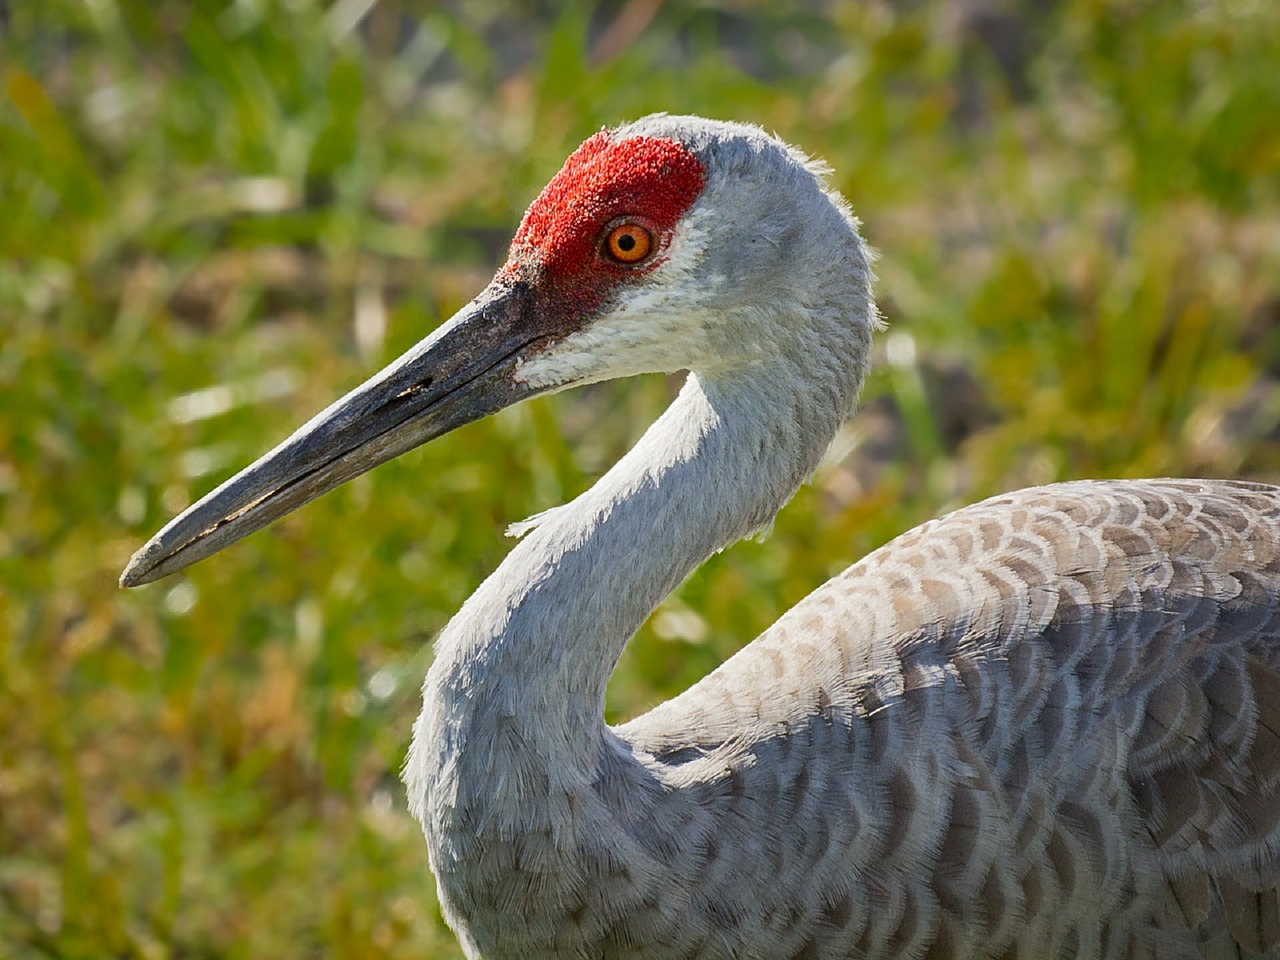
[604, 223, 653, 264]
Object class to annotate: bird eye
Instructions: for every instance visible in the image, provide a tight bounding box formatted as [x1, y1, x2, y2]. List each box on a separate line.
[604, 223, 653, 264]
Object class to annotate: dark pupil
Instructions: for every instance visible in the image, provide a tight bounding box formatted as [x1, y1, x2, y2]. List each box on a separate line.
[617, 233, 636, 252]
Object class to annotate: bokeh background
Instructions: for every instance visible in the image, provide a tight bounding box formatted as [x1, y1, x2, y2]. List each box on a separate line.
[4, 0, 1280, 955]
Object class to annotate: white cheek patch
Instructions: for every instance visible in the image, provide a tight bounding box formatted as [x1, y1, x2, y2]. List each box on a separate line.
[515, 208, 722, 390]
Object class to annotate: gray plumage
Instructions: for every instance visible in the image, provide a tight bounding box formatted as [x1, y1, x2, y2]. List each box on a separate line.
[123, 116, 1280, 959]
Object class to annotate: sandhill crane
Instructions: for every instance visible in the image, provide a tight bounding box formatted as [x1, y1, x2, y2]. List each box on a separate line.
[122, 115, 1280, 960]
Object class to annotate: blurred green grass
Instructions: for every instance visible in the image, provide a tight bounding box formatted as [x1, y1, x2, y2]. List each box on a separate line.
[3, 0, 1279, 956]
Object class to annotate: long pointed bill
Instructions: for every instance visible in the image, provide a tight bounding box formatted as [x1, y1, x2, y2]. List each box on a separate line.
[121, 280, 551, 587]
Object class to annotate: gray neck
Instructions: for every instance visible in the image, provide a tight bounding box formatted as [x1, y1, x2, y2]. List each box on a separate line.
[403, 343, 859, 954]
[405, 340, 860, 836]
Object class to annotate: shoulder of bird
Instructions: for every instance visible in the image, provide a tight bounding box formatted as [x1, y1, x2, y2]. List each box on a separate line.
[626, 477, 1280, 732]
[623, 482, 1280, 861]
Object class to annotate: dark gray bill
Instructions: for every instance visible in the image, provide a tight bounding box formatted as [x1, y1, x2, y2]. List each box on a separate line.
[121, 280, 549, 587]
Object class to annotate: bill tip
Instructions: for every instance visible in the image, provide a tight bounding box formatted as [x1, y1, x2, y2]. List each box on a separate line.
[119, 551, 158, 588]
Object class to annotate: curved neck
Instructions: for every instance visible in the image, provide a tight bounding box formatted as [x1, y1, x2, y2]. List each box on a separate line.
[408, 360, 849, 805]
[404, 348, 860, 957]
[458, 373, 836, 699]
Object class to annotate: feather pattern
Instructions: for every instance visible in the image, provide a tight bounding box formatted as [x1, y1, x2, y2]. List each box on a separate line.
[412, 463, 1280, 960]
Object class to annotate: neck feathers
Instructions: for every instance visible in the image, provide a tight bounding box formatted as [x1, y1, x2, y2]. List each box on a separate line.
[404, 333, 862, 951]
[406, 356, 852, 815]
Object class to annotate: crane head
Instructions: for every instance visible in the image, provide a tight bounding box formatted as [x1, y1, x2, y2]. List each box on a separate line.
[120, 115, 874, 586]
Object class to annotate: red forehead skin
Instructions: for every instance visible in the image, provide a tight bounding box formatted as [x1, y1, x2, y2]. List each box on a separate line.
[501, 131, 706, 327]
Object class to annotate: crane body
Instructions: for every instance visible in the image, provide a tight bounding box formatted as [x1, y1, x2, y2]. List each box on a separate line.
[123, 116, 1280, 959]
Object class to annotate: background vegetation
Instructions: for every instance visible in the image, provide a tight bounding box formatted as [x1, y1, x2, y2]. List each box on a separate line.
[4, 0, 1279, 955]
